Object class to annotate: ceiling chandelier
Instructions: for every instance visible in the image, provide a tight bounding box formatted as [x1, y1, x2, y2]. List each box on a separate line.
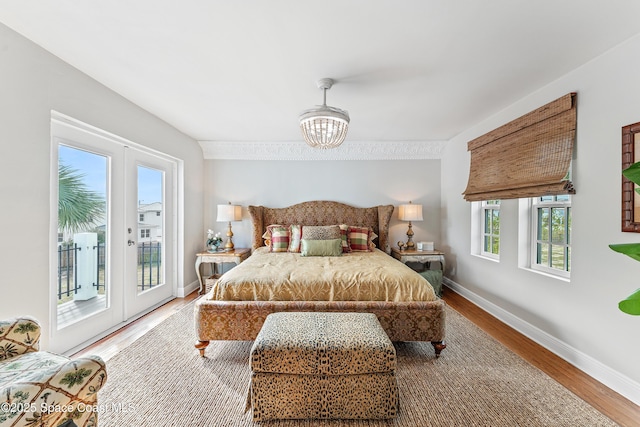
[299, 78, 350, 149]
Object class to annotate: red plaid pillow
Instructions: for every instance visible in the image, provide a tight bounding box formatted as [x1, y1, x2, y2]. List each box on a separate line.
[268, 225, 290, 252]
[348, 226, 370, 252]
[338, 224, 351, 253]
[262, 224, 283, 247]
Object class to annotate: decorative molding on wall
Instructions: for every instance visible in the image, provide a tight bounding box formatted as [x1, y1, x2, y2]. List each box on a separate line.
[199, 140, 446, 160]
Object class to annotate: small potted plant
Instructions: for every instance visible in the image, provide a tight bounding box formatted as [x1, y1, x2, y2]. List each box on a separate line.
[207, 229, 223, 252]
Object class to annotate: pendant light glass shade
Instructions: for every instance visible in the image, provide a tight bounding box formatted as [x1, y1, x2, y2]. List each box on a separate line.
[300, 78, 350, 149]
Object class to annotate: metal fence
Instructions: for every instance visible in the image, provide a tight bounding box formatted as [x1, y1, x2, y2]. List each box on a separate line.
[57, 242, 162, 301]
[57, 244, 81, 300]
[138, 242, 162, 290]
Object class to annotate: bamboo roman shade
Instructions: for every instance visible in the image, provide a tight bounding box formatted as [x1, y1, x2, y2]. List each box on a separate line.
[463, 93, 577, 202]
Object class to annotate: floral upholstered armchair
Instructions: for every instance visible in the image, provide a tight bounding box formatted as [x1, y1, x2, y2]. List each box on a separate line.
[0, 317, 107, 427]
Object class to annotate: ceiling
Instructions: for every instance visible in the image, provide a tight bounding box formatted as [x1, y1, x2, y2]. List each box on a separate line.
[2, 1, 640, 146]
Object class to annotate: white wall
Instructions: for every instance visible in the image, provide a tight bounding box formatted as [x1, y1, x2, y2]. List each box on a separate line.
[0, 24, 204, 347]
[204, 159, 441, 251]
[441, 33, 640, 403]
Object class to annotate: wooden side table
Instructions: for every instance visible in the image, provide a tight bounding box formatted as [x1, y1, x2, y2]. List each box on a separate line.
[391, 247, 445, 272]
[195, 248, 251, 294]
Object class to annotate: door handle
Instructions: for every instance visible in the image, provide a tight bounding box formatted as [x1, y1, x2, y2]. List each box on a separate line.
[128, 240, 136, 246]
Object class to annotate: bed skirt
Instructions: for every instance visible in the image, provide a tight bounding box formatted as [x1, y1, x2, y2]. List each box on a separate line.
[194, 297, 447, 357]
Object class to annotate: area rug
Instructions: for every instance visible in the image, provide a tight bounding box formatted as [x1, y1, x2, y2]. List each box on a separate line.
[98, 301, 616, 426]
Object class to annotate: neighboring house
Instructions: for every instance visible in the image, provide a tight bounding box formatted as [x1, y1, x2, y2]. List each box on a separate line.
[138, 202, 163, 243]
[58, 203, 162, 245]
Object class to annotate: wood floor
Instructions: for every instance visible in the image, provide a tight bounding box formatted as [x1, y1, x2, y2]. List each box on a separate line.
[443, 288, 640, 427]
[73, 287, 640, 426]
[72, 291, 199, 362]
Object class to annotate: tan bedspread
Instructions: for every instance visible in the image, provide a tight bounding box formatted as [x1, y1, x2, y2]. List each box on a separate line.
[209, 247, 437, 302]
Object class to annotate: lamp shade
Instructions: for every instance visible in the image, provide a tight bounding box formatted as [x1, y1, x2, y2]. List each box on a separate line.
[619, 288, 640, 315]
[398, 203, 423, 222]
[217, 204, 242, 222]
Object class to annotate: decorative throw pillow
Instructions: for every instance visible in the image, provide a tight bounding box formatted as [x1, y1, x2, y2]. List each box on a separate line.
[301, 225, 341, 240]
[338, 224, 351, 253]
[288, 224, 302, 253]
[348, 226, 371, 252]
[268, 226, 290, 252]
[263, 225, 283, 246]
[300, 238, 343, 257]
[369, 229, 378, 250]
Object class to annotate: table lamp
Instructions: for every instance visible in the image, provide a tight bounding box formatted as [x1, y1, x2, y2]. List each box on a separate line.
[217, 202, 242, 251]
[398, 201, 423, 250]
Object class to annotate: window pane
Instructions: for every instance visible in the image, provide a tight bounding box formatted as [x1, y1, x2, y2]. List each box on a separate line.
[531, 196, 571, 275]
[493, 237, 500, 254]
[57, 145, 108, 328]
[538, 208, 549, 240]
[484, 210, 491, 233]
[551, 245, 565, 270]
[492, 210, 500, 234]
[567, 207, 571, 245]
[137, 166, 164, 293]
[551, 208, 566, 244]
[484, 236, 491, 252]
[537, 243, 549, 266]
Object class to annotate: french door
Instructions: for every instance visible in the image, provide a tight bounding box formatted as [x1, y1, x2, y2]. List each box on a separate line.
[124, 148, 175, 318]
[50, 116, 177, 354]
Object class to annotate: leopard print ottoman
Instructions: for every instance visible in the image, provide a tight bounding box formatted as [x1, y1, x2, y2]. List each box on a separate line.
[249, 312, 399, 421]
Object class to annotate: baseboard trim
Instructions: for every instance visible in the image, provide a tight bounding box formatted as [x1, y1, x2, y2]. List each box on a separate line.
[178, 280, 200, 297]
[443, 277, 640, 406]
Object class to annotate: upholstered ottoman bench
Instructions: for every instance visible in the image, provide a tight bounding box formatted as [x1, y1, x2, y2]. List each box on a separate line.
[248, 312, 399, 421]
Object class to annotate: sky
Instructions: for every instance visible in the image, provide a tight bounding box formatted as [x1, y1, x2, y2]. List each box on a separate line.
[59, 145, 162, 205]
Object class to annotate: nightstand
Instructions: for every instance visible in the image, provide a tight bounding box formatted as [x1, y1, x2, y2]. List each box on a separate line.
[392, 247, 445, 296]
[195, 248, 251, 294]
[391, 247, 445, 272]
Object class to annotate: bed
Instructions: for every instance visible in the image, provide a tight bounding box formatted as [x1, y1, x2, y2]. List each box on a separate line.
[194, 200, 446, 357]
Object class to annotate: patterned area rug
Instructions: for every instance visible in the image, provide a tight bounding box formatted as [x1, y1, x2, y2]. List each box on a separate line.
[98, 300, 616, 426]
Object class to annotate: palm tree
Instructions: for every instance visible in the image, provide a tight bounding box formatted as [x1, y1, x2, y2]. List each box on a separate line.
[14, 322, 38, 345]
[0, 343, 18, 360]
[58, 163, 105, 234]
[59, 365, 92, 388]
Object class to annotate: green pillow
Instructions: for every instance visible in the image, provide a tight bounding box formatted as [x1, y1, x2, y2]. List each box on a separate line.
[300, 238, 343, 257]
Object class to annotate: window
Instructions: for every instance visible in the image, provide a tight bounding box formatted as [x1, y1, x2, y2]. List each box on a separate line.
[139, 213, 144, 222]
[471, 200, 500, 260]
[140, 229, 150, 239]
[156, 211, 161, 216]
[531, 195, 571, 277]
[481, 200, 500, 258]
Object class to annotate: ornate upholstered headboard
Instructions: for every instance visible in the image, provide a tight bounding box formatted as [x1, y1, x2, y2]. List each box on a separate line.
[248, 201, 394, 253]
